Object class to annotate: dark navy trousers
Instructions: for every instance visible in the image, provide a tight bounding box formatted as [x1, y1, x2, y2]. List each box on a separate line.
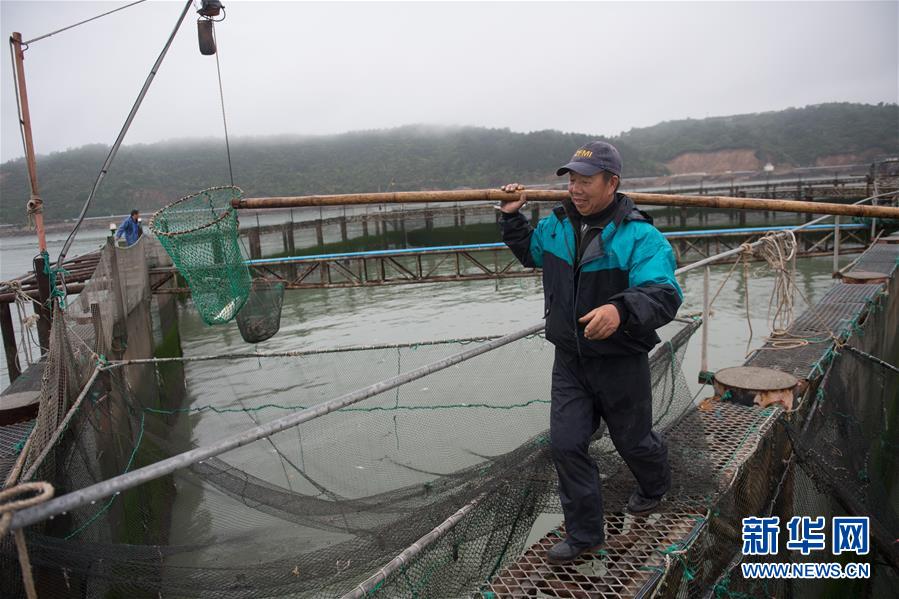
[550, 347, 670, 547]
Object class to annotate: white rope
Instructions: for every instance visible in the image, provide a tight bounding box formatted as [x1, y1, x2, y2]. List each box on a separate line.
[755, 230, 798, 335]
[0, 280, 44, 369]
[0, 481, 55, 599]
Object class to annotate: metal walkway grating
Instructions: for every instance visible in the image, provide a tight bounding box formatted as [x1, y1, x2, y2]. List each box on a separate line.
[786, 283, 881, 334]
[485, 403, 779, 598]
[853, 243, 899, 275]
[485, 244, 898, 598]
[745, 280, 887, 379]
[488, 514, 702, 599]
[743, 340, 834, 380]
[817, 281, 884, 305]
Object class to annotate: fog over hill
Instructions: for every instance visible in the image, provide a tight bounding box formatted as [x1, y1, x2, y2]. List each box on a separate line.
[1, 102, 896, 225]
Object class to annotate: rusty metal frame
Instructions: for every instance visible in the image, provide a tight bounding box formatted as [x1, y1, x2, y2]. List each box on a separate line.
[147, 227, 870, 294]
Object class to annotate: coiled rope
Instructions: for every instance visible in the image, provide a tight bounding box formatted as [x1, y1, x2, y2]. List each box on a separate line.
[0, 482, 55, 599]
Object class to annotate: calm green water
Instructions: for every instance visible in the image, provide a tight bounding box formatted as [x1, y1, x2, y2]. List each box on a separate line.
[161, 245, 844, 570]
[0, 204, 817, 388]
[0, 212, 856, 580]
[177, 255, 841, 382]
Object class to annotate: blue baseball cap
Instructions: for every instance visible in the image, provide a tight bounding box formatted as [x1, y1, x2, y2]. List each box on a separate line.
[556, 141, 622, 177]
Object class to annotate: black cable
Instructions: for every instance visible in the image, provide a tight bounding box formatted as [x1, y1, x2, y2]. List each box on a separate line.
[57, 0, 194, 266]
[23, 0, 149, 45]
[211, 21, 234, 186]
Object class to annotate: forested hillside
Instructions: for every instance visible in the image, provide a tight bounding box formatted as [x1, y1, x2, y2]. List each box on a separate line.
[1, 102, 895, 224]
[618, 102, 897, 166]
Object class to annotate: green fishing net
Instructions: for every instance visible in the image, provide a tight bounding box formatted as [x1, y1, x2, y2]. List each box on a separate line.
[149, 186, 251, 325]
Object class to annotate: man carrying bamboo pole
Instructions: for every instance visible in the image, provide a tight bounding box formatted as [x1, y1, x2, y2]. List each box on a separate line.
[498, 141, 683, 564]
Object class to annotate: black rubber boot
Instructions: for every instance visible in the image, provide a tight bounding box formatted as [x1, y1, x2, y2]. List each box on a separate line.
[626, 489, 663, 515]
[547, 539, 603, 564]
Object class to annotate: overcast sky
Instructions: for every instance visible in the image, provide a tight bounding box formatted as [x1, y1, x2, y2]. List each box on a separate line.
[1, 1, 896, 163]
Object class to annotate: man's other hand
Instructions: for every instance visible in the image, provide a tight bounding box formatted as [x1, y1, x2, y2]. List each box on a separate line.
[578, 304, 621, 340]
[498, 183, 527, 214]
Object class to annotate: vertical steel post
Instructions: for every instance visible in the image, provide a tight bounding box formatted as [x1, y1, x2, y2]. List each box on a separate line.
[701, 266, 710, 374]
[832, 216, 841, 276]
[247, 227, 262, 259]
[281, 224, 296, 280]
[31, 254, 51, 354]
[871, 174, 879, 239]
[0, 302, 21, 382]
[791, 243, 797, 306]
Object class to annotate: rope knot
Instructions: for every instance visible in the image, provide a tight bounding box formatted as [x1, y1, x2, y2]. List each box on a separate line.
[0, 481, 54, 536]
[0, 482, 54, 599]
[25, 197, 43, 215]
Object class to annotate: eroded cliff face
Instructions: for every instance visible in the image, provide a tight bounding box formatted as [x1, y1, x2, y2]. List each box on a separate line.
[665, 147, 889, 175]
[665, 149, 762, 174]
[815, 149, 887, 167]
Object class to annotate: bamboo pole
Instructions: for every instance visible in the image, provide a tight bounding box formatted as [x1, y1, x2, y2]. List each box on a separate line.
[231, 189, 899, 220]
[10, 33, 46, 254]
[11, 32, 53, 353]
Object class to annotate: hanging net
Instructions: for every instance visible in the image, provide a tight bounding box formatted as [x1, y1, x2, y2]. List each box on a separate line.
[236, 281, 286, 343]
[149, 186, 251, 325]
[0, 300, 706, 598]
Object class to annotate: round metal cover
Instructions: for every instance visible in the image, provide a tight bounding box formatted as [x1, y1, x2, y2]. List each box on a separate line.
[0, 390, 40, 425]
[714, 366, 798, 392]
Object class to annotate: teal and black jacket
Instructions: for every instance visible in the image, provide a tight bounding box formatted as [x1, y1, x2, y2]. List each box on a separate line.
[500, 193, 683, 356]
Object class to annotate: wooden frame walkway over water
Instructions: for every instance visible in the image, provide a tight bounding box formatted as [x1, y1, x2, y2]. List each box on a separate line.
[148, 223, 872, 293]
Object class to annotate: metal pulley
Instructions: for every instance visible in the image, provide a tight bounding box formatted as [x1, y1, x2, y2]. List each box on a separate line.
[198, 0, 224, 17]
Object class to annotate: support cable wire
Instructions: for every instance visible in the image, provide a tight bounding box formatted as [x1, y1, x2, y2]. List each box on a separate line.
[56, 0, 194, 267]
[101, 334, 542, 370]
[211, 21, 235, 186]
[22, 0, 149, 45]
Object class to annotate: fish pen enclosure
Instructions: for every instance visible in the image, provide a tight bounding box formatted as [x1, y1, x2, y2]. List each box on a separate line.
[0, 286, 700, 597]
[1, 196, 898, 598]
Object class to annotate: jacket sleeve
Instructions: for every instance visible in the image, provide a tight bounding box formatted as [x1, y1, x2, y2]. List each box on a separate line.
[499, 211, 543, 268]
[115, 218, 128, 239]
[608, 226, 682, 332]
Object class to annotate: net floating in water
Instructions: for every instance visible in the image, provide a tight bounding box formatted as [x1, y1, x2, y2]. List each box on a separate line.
[149, 186, 251, 325]
[236, 281, 285, 343]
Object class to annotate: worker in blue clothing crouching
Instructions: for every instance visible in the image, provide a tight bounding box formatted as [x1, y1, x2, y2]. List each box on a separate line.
[498, 141, 683, 564]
